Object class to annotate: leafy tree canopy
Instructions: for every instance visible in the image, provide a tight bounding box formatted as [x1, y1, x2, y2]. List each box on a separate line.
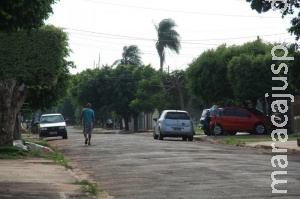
[0, 25, 73, 111]
[155, 18, 181, 71]
[187, 39, 299, 107]
[245, 0, 300, 40]
[113, 45, 143, 66]
[0, 0, 59, 33]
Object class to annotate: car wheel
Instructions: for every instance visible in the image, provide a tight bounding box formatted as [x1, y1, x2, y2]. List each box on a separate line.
[153, 131, 158, 139]
[62, 133, 68, 139]
[188, 136, 193, 141]
[182, 137, 187, 141]
[254, 123, 266, 134]
[227, 131, 237, 135]
[204, 130, 211, 136]
[158, 129, 163, 140]
[212, 124, 223, 135]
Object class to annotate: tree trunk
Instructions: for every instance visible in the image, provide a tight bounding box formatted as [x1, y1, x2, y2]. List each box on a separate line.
[0, 78, 27, 146]
[186, 96, 194, 113]
[13, 116, 21, 140]
[122, 116, 129, 131]
[119, 117, 123, 130]
[176, 83, 185, 110]
[133, 112, 139, 132]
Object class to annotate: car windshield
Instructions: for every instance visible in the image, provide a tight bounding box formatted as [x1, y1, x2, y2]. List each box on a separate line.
[165, 112, 190, 120]
[40, 115, 64, 123]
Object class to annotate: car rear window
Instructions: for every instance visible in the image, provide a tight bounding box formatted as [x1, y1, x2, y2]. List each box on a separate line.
[165, 112, 190, 120]
[41, 115, 64, 123]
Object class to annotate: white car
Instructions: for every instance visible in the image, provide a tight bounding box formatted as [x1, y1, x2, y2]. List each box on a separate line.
[153, 110, 195, 141]
[38, 113, 68, 139]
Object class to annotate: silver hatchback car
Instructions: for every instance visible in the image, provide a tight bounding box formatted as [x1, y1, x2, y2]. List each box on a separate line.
[153, 110, 195, 141]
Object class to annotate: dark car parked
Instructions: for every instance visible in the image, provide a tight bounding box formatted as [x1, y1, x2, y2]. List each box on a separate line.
[199, 109, 211, 136]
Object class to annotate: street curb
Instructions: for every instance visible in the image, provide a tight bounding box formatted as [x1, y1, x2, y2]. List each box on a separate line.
[193, 136, 226, 145]
[252, 144, 300, 155]
[194, 136, 300, 155]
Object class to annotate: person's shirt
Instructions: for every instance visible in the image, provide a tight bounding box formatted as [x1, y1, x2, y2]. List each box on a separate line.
[210, 107, 219, 117]
[81, 108, 94, 124]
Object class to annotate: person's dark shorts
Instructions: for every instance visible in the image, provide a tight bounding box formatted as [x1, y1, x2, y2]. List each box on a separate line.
[83, 123, 93, 135]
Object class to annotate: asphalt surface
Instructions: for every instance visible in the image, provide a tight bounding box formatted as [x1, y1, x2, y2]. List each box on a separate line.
[46, 127, 300, 199]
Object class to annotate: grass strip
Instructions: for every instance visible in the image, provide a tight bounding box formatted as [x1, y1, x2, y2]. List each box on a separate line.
[222, 133, 300, 146]
[73, 179, 100, 196]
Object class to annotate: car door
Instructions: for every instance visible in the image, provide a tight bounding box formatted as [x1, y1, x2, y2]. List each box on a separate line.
[235, 108, 253, 131]
[218, 108, 236, 131]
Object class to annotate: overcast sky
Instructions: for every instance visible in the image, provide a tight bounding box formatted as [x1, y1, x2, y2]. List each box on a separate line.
[45, 0, 296, 74]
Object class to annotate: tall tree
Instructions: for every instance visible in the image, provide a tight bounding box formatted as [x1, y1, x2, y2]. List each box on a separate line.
[186, 44, 234, 105]
[113, 45, 143, 66]
[111, 64, 140, 131]
[155, 18, 181, 72]
[0, 0, 58, 33]
[164, 70, 193, 111]
[0, 25, 72, 145]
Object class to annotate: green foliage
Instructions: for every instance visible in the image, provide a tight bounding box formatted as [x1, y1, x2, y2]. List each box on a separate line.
[227, 53, 274, 104]
[113, 45, 143, 66]
[0, 0, 59, 33]
[287, 47, 300, 94]
[129, 65, 159, 113]
[57, 97, 77, 124]
[155, 18, 181, 71]
[44, 147, 72, 169]
[0, 25, 71, 84]
[111, 64, 141, 123]
[187, 39, 300, 108]
[245, 0, 300, 40]
[0, 146, 28, 159]
[187, 45, 233, 105]
[73, 180, 100, 196]
[0, 25, 73, 111]
[222, 134, 300, 145]
[223, 138, 245, 146]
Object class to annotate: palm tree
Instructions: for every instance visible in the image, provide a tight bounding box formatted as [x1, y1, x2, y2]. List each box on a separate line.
[113, 45, 143, 66]
[155, 18, 181, 72]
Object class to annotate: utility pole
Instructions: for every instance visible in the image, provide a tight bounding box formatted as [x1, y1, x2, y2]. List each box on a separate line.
[98, 54, 100, 68]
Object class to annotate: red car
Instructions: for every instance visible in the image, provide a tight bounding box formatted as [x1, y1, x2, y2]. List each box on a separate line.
[210, 107, 267, 135]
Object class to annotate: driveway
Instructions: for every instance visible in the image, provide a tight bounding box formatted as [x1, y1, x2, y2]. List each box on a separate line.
[47, 127, 300, 199]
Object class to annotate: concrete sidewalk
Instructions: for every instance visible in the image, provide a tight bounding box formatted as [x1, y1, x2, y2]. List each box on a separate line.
[194, 135, 300, 154]
[245, 140, 300, 154]
[0, 158, 82, 199]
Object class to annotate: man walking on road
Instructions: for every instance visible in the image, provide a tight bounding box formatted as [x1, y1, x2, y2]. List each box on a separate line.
[80, 103, 95, 145]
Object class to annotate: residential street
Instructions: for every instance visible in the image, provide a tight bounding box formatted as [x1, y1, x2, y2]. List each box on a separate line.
[48, 127, 300, 199]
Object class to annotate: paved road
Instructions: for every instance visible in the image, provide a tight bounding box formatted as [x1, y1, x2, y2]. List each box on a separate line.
[47, 127, 300, 199]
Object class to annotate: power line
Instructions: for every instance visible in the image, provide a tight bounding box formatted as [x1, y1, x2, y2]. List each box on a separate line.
[84, 0, 286, 19]
[65, 27, 289, 43]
